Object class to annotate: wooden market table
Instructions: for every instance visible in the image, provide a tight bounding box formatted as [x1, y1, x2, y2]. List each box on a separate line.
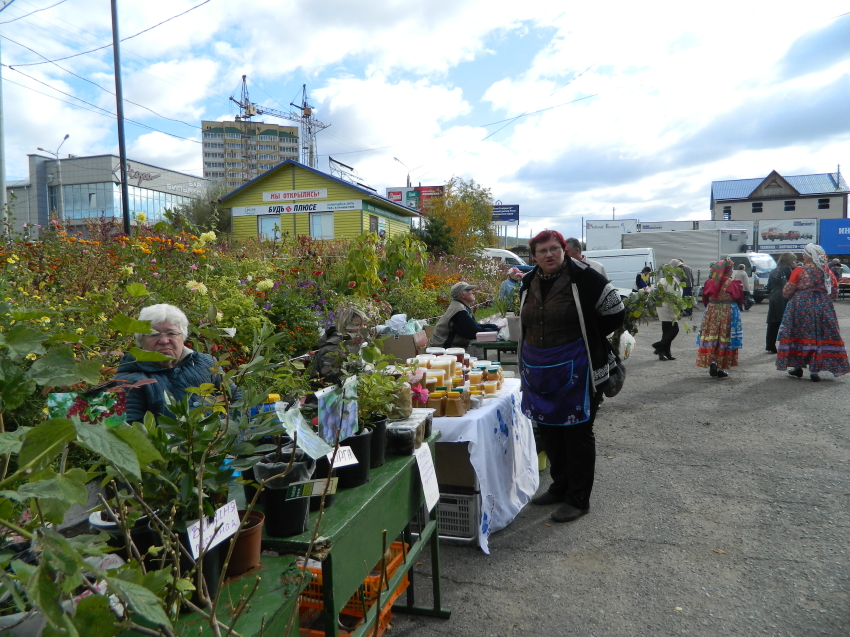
[262, 431, 451, 637]
[469, 340, 518, 366]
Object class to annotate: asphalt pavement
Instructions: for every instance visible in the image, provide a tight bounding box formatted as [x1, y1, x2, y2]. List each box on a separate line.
[392, 297, 850, 637]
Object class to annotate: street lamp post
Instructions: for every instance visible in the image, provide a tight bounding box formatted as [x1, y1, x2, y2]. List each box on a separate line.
[37, 134, 70, 223]
[393, 157, 412, 187]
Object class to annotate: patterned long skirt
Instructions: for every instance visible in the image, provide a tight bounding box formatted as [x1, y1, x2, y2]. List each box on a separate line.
[696, 303, 742, 369]
[776, 290, 850, 375]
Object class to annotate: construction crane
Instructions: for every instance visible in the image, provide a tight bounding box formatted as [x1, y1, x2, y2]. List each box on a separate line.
[229, 75, 329, 181]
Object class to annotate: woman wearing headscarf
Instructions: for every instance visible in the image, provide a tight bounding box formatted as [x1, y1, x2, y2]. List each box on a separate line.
[520, 230, 625, 523]
[765, 252, 796, 354]
[695, 258, 744, 378]
[776, 244, 850, 381]
[428, 282, 499, 348]
[651, 259, 684, 361]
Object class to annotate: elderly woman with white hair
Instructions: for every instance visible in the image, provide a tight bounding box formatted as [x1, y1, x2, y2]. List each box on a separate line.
[114, 303, 236, 422]
[776, 244, 850, 381]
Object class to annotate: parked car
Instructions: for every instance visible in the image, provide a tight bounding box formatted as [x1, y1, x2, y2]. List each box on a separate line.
[480, 248, 534, 271]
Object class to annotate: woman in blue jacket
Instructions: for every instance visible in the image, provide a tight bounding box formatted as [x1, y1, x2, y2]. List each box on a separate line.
[114, 304, 238, 423]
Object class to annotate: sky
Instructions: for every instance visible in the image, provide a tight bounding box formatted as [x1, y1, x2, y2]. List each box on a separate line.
[2, 0, 849, 239]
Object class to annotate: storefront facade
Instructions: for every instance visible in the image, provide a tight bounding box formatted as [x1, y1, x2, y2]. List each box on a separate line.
[223, 160, 420, 241]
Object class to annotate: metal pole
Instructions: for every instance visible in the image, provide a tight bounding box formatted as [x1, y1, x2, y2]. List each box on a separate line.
[0, 39, 7, 231]
[110, 0, 131, 235]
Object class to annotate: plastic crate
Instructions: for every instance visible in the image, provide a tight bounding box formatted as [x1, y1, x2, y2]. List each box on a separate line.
[412, 485, 481, 542]
[436, 487, 480, 539]
[297, 541, 409, 615]
[299, 605, 392, 637]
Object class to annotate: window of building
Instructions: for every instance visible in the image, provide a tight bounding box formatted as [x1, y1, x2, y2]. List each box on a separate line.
[818, 198, 830, 210]
[258, 215, 280, 240]
[204, 152, 224, 158]
[48, 185, 59, 214]
[310, 212, 334, 240]
[203, 132, 224, 139]
[225, 133, 242, 140]
[257, 134, 278, 142]
[226, 143, 244, 150]
[369, 215, 378, 233]
[89, 193, 96, 208]
[258, 144, 277, 151]
[751, 202, 763, 213]
[226, 162, 243, 168]
[722, 205, 731, 220]
[205, 162, 224, 168]
[205, 142, 224, 149]
[784, 200, 796, 211]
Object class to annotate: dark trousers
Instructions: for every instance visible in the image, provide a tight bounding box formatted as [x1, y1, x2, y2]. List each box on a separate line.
[654, 321, 680, 356]
[766, 321, 781, 352]
[538, 393, 601, 510]
[682, 287, 693, 316]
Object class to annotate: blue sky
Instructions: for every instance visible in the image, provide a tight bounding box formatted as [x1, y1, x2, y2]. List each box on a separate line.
[2, 0, 849, 239]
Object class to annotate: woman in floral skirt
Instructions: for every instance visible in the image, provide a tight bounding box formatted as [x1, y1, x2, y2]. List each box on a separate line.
[696, 259, 744, 379]
[777, 244, 850, 382]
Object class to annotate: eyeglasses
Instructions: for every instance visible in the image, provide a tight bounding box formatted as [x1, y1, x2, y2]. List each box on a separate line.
[536, 246, 562, 255]
[143, 331, 183, 340]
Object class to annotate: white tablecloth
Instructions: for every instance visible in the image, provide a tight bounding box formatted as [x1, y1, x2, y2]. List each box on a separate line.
[432, 378, 538, 554]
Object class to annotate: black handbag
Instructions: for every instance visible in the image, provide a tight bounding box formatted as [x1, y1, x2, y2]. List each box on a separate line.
[603, 354, 626, 398]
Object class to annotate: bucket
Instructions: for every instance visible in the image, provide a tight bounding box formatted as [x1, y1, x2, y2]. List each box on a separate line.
[368, 418, 388, 468]
[255, 449, 316, 538]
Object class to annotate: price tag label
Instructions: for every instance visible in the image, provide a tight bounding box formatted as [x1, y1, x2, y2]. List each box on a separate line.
[327, 446, 359, 468]
[285, 477, 339, 500]
[186, 500, 240, 559]
[414, 445, 440, 512]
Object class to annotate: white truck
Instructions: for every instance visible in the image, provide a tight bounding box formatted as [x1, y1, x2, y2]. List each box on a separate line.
[620, 229, 775, 301]
[583, 248, 655, 295]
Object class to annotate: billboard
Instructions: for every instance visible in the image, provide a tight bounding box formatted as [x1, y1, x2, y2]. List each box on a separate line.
[585, 219, 639, 250]
[492, 204, 519, 225]
[385, 186, 444, 212]
[697, 220, 755, 237]
[639, 221, 696, 232]
[818, 219, 850, 254]
[757, 219, 818, 252]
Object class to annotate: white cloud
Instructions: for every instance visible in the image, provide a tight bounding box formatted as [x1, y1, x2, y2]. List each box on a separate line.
[127, 132, 202, 176]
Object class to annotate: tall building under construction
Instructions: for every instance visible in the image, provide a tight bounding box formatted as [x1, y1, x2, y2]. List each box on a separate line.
[201, 120, 299, 190]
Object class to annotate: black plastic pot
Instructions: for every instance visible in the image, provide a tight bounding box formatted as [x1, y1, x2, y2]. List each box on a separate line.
[336, 427, 372, 489]
[255, 449, 316, 538]
[89, 513, 156, 563]
[179, 532, 224, 607]
[368, 417, 388, 469]
[309, 455, 336, 512]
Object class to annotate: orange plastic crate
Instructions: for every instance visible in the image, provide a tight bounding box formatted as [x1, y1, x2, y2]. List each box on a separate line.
[298, 605, 392, 637]
[298, 541, 409, 615]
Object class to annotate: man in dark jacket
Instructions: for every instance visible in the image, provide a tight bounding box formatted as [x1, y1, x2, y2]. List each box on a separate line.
[114, 304, 236, 423]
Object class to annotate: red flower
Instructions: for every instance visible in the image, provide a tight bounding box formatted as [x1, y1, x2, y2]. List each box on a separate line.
[314, 270, 324, 276]
[348, 281, 357, 288]
[395, 270, 403, 276]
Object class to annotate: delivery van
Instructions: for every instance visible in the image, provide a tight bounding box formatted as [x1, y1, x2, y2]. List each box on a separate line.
[583, 248, 655, 295]
[727, 252, 776, 303]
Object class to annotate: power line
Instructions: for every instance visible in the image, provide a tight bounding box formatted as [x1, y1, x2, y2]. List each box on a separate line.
[1, 34, 202, 130]
[0, 0, 65, 23]
[11, 0, 212, 67]
[2, 71, 202, 144]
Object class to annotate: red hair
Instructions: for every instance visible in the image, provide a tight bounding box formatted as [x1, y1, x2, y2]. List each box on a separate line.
[529, 230, 567, 256]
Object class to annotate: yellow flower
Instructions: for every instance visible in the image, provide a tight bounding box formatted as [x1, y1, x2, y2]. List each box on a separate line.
[256, 279, 274, 291]
[26, 353, 37, 360]
[200, 231, 216, 243]
[99, 314, 107, 322]
[75, 328, 84, 334]
[40, 316, 50, 323]
[135, 212, 147, 224]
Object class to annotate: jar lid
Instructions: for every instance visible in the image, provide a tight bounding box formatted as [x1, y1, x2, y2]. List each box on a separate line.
[425, 347, 445, 354]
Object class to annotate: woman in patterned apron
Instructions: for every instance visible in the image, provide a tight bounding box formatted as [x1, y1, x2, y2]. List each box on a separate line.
[695, 259, 744, 379]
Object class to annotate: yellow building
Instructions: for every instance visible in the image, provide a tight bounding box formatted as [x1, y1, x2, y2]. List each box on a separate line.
[221, 160, 421, 240]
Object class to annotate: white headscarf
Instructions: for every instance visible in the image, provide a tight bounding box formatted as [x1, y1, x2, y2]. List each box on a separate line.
[804, 243, 831, 294]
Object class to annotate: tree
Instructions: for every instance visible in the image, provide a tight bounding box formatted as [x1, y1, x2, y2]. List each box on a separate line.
[166, 182, 232, 235]
[424, 177, 496, 254]
[411, 215, 454, 255]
